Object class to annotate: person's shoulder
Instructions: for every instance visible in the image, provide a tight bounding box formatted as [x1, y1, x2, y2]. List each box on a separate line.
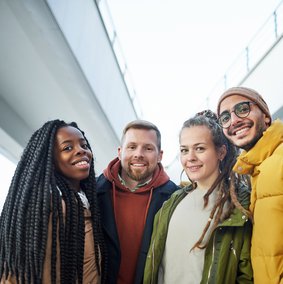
[167, 184, 192, 199]
[161, 187, 188, 208]
[96, 173, 111, 191]
[161, 179, 179, 192]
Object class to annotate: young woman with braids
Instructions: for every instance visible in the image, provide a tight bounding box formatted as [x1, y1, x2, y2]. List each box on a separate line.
[0, 120, 106, 284]
[143, 110, 253, 283]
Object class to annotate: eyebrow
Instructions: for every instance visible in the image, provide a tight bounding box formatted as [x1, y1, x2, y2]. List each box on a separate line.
[180, 142, 206, 147]
[59, 138, 86, 145]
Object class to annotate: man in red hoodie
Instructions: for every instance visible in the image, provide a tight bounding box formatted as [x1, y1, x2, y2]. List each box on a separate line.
[96, 120, 178, 284]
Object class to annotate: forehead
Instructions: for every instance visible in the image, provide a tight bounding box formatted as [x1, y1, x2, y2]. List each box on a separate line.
[219, 95, 249, 113]
[180, 125, 212, 145]
[123, 128, 158, 145]
[56, 126, 84, 141]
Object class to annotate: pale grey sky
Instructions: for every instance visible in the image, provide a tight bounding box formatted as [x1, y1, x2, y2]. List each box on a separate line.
[106, 0, 282, 165]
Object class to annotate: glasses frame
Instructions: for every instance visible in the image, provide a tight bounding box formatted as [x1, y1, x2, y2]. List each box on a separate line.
[218, 101, 257, 129]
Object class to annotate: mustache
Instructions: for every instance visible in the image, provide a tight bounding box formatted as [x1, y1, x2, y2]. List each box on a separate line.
[227, 121, 252, 135]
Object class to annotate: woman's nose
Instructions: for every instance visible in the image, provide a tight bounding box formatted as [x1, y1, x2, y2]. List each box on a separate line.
[75, 145, 86, 155]
[187, 151, 196, 161]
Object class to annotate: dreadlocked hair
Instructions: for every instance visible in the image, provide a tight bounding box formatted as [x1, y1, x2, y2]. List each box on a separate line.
[0, 119, 106, 284]
[180, 110, 251, 251]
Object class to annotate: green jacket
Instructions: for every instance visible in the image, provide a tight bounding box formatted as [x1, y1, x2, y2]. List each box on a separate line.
[143, 185, 253, 284]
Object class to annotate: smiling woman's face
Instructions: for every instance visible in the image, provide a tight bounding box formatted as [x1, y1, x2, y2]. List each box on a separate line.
[53, 126, 92, 190]
[179, 125, 226, 190]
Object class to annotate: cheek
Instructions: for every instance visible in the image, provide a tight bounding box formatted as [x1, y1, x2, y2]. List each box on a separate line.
[180, 155, 187, 167]
[57, 161, 68, 174]
[88, 151, 93, 161]
[54, 155, 69, 174]
[223, 128, 229, 137]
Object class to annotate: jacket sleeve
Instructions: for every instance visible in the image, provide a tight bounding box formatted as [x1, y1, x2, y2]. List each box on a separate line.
[237, 221, 254, 284]
[143, 192, 177, 284]
[143, 206, 163, 284]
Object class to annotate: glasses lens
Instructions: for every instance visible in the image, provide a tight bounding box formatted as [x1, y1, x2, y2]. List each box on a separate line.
[219, 112, 230, 127]
[235, 102, 251, 117]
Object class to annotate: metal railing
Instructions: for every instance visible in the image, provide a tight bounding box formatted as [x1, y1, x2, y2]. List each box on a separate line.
[96, 0, 143, 119]
[205, 0, 283, 106]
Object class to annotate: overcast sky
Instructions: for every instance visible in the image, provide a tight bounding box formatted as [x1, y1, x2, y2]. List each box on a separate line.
[106, 0, 282, 166]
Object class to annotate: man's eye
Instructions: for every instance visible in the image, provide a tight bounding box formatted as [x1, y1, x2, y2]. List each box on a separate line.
[238, 105, 249, 113]
[221, 114, 230, 123]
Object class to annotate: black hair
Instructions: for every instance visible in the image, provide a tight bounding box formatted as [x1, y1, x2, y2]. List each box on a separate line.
[180, 110, 251, 250]
[0, 119, 106, 283]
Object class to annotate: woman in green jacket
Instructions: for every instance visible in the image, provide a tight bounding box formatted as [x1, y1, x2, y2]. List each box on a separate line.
[144, 110, 253, 284]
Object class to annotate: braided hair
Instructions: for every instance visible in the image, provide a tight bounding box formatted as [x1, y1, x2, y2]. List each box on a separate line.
[0, 119, 106, 284]
[180, 110, 251, 251]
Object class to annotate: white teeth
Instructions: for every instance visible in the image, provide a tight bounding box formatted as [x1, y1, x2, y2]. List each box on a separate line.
[235, 127, 249, 135]
[132, 164, 145, 167]
[190, 166, 201, 170]
[76, 161, 88, 166]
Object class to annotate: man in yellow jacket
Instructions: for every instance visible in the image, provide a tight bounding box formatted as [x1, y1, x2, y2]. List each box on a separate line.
[217, 86, 283, 284]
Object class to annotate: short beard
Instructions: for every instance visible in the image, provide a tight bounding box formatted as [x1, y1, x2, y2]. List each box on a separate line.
[241, 132, 262, 151]
[228, 120, 267, 151]
[126, 168, 151, 183]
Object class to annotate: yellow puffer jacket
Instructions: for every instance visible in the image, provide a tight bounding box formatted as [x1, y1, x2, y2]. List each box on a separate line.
[234, 119, 283, 284]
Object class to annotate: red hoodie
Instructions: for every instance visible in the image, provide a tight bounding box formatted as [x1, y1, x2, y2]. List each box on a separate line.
[103, 157, 169, 284]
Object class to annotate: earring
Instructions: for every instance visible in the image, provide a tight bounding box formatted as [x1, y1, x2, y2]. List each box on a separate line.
[179, 169, 191, 188]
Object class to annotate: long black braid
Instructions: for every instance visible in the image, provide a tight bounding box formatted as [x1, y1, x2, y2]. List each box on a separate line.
[0, 119, 106, 283]
[180, 110, 251, 250]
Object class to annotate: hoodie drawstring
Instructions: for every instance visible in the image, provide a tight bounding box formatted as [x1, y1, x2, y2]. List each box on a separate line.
[112, 180, 117, 222]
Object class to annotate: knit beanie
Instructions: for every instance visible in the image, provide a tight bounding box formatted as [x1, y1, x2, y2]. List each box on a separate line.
[217, 86, 272, 125]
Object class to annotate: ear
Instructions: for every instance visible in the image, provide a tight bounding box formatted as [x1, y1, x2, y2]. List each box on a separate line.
[157, 150, 163, 163]
[218, 145, 227, 161]
[264, 114, 271, 126]
[118, 146, 122, 160]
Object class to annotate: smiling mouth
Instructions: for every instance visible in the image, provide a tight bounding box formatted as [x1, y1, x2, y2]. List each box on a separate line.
[189, 165, 202, 171]
[75, 160, 89, 166]
[131, 163, 146, 166]
[234, 126, 250, 136]
[72, 160, 90, 169]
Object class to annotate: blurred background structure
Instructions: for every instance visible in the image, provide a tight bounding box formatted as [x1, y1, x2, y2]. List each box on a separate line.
[1, 0, 283, 209]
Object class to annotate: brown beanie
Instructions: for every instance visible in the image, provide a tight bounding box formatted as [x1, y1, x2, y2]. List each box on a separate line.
[217, 86, 272, 125]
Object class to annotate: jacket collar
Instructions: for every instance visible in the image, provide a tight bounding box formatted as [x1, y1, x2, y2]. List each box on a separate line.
[234, 119, 283, 175]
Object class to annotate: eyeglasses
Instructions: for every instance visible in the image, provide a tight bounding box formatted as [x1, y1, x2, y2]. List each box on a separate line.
[218, 101, 257, 128]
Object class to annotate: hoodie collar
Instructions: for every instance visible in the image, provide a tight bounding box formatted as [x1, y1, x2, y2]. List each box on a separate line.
[118, 173, 152, 192]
